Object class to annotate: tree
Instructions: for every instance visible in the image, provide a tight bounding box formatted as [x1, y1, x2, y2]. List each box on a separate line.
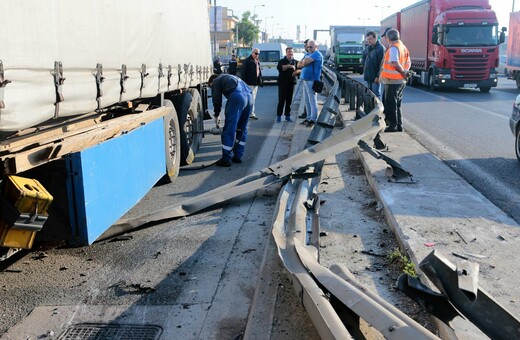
[235, 11, 260, 47]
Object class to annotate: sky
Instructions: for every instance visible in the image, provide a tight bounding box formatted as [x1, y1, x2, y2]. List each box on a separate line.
[215, 0, 516, 46]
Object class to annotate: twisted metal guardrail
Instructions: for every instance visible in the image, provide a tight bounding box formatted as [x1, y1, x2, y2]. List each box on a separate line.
[265, 67, 438, 339]
[106, 65, 519, 338]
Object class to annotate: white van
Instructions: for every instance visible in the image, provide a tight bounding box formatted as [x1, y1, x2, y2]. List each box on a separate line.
[253, 43, 287, 82]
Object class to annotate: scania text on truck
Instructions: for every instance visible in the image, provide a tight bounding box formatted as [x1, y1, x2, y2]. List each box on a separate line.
[506, 11, 520, 89]
[0, 0, 213, 258]
[382, 0, 505, 93]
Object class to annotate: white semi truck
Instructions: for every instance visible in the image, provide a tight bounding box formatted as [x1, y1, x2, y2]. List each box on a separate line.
[0, 0, 213, 253]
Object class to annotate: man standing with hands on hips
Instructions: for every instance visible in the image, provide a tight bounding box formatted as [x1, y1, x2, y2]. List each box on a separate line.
[380, 28, 411, 132]
[297, 40, 323, 127]
[276, 47, 298, 123]
[240, 48, 262, 120]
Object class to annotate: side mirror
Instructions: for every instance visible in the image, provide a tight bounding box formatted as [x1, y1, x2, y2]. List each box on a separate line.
[500, 31, 505, 44]
[502, 26, 507, 32]
[432, 32, 439, 45]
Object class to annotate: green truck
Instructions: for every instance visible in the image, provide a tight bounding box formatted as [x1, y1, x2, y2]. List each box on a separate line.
[330, 25, 379, 73]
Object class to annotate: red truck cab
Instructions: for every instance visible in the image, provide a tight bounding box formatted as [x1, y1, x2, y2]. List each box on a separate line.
[383, 0, 505, 92]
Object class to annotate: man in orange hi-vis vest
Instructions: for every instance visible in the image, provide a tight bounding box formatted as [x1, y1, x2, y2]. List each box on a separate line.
[380, 28, 411, 133]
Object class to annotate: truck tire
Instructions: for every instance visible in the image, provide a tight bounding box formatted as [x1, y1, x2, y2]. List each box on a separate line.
[186, 88, 204, 155]
[172, 90, 203, 165]
[162, 100, 181, 183]
[428, 72, 436, 91]
[407, 74, 416, 87]
[479, 87, 491, 93]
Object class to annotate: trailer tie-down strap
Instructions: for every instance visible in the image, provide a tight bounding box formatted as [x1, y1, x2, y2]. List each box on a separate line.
[51, 61, 65, 118]
[0, 60, 11, 110]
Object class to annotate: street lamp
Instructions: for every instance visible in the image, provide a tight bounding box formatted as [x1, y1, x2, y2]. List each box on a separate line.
[375, 5, 391, 20]
[272, 23, 280, 38]
[357, 17, 370, 27]
[263, 16, 274, 42]
[253, 4, 264, 18]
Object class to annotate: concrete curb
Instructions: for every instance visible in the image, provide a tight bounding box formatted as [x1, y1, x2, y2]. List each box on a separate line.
[355, 131, 520, 340]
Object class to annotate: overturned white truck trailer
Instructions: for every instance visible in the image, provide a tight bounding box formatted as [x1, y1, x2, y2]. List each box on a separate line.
[0, 0, 213, 249]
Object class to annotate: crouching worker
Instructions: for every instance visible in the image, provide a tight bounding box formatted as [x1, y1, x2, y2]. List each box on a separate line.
[208, 74, 253, 167]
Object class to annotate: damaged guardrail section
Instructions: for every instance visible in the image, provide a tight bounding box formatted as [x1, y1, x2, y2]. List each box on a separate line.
[263, 67, 439, 339]
[105, 66, 520, 338]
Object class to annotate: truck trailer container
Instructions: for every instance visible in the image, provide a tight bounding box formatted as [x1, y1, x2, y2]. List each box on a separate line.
[506, 11, 520, 89]
[0, 0, 213, 255]
[382, 0, 505, 92]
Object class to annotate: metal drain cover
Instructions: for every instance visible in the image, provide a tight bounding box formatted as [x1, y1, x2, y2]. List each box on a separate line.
[58, 323, 162, 340]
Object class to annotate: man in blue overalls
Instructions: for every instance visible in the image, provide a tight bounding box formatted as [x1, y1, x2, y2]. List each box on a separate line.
[208, 74, 253, 167]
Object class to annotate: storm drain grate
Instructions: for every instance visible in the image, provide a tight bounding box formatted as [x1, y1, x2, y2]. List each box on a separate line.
[57, 323, 162, 340]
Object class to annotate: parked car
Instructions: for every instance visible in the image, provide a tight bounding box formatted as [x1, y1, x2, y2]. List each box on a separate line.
[497, 55, 508, 76]
[509, 94, 520, 160]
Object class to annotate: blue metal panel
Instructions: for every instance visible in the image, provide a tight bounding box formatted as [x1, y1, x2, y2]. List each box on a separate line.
[66, 118, 166, 244]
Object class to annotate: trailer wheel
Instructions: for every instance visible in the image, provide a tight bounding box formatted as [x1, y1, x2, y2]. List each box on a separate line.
[172, 90, 203, 165]
[186, 88, 204, 150]
[428, 72, 436, 91]
[162, 100, 181, 182]
[407, 74, 416, 87]
[479, 87, 491, 93]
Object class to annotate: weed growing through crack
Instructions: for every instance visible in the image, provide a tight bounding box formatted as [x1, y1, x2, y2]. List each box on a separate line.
[388, 248, 417, 278]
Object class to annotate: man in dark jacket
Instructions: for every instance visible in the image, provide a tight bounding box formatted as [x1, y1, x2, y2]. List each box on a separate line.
[363, 30, 385, 99]
[208, 74, 253, 166]
[240, 48, 262, 120]
[276, 47, 298, 122]
[228, 54, 237, 75]
[213, 56, 223, 75]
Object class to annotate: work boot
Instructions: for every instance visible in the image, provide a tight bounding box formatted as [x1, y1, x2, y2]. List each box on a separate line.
[298, 113, 307, 119]
[232, 156, 242, 164]
[276, 116, 282, 123]
[285, 116, 293, 122]
[216, 158, 231, 167]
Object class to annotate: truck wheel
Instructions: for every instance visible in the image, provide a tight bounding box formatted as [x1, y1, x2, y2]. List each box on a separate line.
[479, 87, 491, 93]
[172, 90, 202, 165]
[428, 72, 436, 91]
[515, 127, 520, 161]
[186, 88, 204, 148]
[162, 100, 181, 182]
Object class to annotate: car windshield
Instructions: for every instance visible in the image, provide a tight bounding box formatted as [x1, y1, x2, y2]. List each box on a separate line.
[442, 25, 498, 47]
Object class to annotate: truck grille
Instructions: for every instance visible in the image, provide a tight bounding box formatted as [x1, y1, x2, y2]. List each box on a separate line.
[451, 54, 490, 80]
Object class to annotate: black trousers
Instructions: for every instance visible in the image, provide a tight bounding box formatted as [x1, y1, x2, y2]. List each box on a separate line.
[277, 81, 295, 116]
[383, 83, 406, 128]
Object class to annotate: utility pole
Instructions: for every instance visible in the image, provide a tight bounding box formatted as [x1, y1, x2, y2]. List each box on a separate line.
[213, 0, 217, 58]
